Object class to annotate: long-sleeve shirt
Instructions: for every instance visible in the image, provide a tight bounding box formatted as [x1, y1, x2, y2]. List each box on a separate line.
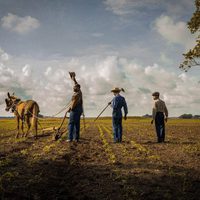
[111, 94, 128, 118]
[70, 90, 83, 112]
[69, 77, 83, 113]
[152, 99, 168, 120]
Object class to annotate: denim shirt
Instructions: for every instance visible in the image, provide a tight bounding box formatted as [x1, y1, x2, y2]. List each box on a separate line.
[111, 94, 128, 118]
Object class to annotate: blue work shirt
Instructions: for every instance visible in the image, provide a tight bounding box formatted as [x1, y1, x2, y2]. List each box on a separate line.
[111, 94, 128, 118]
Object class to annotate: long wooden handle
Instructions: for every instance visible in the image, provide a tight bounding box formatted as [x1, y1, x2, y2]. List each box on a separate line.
[94, 104, 110, 122]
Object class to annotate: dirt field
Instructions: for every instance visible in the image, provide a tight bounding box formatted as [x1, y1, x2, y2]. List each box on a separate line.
[0, 117, 200, 200]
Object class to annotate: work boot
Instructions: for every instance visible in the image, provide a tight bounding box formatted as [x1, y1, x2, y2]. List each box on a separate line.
[157, 138, 162, 143]
[55, 134, 60, 141]
[114, 139, 119, 143]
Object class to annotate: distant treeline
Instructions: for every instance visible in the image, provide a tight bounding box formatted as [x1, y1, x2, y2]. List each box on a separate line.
[0, 116, 14, 119]
[178, 114, 200, 119]
[143, 114, 200, 119]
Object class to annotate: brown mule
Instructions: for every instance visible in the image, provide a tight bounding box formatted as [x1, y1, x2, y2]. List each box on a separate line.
[5, 92, 40, 139]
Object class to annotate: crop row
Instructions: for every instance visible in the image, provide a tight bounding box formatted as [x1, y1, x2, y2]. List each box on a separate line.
[97, 125, 116, 164]
[100, 125, 160, 162]
[101, 126, 136, 162]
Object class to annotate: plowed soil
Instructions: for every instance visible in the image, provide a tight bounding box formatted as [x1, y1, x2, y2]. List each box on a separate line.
[0, 118, 200, 200]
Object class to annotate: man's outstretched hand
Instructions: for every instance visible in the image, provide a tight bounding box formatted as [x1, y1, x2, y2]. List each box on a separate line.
[69, 72, 76, 79]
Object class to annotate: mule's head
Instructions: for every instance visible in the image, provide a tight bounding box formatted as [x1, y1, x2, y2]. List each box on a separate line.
[5, 98, 12, 112]
[5, 92, 21, 112]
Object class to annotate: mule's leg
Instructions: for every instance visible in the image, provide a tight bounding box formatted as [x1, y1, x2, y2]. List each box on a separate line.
[24, 116, 31, 137]
[15, 117, 20, 138]
[21, 118, 25, 137]
[31, 104, 39, 139]
[34, 118, 38, 139]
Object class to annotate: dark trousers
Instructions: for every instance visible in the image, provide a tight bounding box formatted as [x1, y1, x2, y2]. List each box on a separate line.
[112, 117, 122, 142]
[68, 111, 81, 141]
[155, 112, 165, 142]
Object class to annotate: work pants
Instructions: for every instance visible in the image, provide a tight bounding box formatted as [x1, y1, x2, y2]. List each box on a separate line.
[68, 111, 81, 141]
[155, 112, 165, 142]
[112, 117, 122, 142]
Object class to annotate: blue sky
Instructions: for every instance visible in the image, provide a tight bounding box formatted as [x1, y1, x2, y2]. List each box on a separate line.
[0, 0, 200, 117]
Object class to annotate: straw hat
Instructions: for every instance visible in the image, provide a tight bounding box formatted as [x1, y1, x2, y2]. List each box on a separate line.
[111, 87, 125, 93]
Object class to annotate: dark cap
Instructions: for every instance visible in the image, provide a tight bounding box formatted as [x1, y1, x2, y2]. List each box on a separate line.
[152, 92, 160, 96]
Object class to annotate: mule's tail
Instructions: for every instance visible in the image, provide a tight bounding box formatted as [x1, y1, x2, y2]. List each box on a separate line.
[32, 103, 40, 138]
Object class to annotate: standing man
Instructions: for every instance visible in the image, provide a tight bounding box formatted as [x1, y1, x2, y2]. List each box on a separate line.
[151, 92, 168, 143]
[67, 72, 83, 142]
[109, 87, 128, 143]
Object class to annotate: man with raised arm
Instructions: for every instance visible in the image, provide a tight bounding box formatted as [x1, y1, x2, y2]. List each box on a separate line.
[151, 92, 168, 143]
[109, 87, 128, 143]
[67, 72, 83, 142]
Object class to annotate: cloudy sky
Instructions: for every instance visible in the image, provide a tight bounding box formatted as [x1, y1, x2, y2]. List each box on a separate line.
[0, 0, 199, 117]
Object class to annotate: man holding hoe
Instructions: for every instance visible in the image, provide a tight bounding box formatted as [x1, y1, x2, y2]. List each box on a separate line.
[67, 72, 83, 142]
[109, 87, 128, 143]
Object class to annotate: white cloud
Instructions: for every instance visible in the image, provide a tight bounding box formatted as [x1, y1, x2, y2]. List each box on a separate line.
[44, 67, 52, 76]
[0, 64, 18, 105]
[159, 53, 173, 66]
[0, 49, 200, 117]
[22, 64, 32, 77]
[0, 63, 14, 86]
[103, 0, 162, 16]
[1, 13, 40, 34]
[154, 15, 196, 50]
[103, 0, 194, 18]
[104, 0, 131, 16]
[0, 48, 10, 62]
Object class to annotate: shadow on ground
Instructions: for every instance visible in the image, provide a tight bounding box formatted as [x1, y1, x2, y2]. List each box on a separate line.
[1, 150, 200, 200]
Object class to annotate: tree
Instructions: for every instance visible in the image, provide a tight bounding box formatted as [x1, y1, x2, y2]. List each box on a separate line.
[179, 0, 200, 71]
[193, 115, 200, 118]
[179, 114, 193, 119]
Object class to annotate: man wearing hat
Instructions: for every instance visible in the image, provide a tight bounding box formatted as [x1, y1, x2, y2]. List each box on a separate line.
[151, 92, 168, 143]
[109, 87, 128, 143]
[67, 72, 83, 142]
